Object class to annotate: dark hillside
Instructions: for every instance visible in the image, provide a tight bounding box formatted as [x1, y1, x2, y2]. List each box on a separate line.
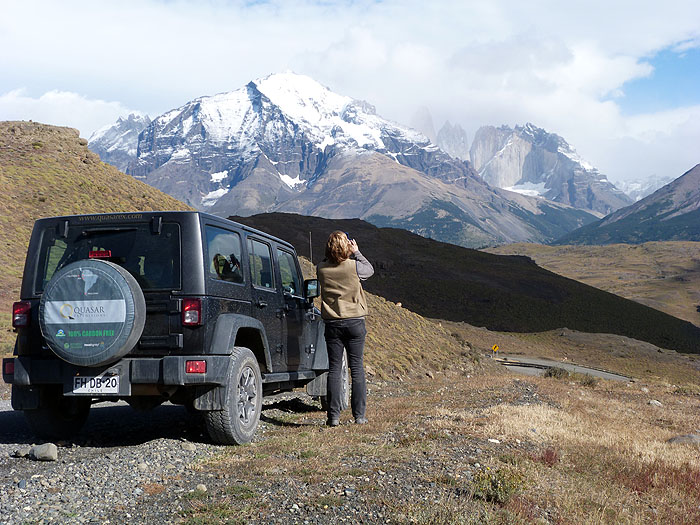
[232, 213, 700, 354]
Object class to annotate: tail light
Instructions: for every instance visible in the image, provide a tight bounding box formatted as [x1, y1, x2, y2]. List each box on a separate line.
[182, 298, 202, 326]
[3, 359, 14, 376]
[186, 360, 207, 374]
[89, 250, 112, 259]
[12, 301, 31, 328]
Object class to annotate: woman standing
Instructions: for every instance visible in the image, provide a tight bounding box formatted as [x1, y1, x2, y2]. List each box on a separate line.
[317, 231, 374, 426]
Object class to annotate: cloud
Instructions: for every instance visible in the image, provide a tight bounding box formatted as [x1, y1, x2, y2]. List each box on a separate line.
[0, 0, 698, 180]
[0, 89, 142, 138]
[597, 105, 700, 181]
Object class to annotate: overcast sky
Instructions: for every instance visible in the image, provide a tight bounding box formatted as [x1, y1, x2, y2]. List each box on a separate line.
[1, 0, 699, 183]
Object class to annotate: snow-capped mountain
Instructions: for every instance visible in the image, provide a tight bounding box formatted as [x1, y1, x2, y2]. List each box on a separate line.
[470, 123, 632, 215]
[128, 72, 482, 209]
[94, 73, 598, 247]
[615, 174, 675, 202]
[88, 114, 151, 172]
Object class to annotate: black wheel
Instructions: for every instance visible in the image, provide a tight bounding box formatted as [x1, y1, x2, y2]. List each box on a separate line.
[24, 386, 91, 440]
[320, 350, 349, 412]
[205, 347, 262, 445]
[39, 259, 146, 367]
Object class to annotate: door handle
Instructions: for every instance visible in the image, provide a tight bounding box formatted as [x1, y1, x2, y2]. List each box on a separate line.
[256, 300, 268, 308]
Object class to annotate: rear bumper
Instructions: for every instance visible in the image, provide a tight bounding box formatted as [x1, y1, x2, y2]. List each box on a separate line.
[3, 355, 231, 396]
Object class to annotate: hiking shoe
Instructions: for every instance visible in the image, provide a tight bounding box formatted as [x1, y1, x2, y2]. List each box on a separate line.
[354, 417, 368, 425]
[326, 419, 340, 427]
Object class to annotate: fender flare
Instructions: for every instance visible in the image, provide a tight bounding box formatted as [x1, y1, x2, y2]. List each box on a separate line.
[208, 313, 272, 372]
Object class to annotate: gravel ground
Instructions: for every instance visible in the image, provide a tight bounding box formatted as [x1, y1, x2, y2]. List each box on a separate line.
[0, 398, 226, 524]
[0, 388, 333, 524]
[0, 378, 548, 525]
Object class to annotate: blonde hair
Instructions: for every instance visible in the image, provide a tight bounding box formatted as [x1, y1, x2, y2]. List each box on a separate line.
[325, 230, 352, 264]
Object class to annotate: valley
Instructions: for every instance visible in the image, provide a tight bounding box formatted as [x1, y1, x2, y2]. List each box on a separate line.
[1, 120, 699, 525]
[487, 242, 700, 326]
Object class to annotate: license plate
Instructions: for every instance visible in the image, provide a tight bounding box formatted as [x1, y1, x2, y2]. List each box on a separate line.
[73, 375, 119, 394]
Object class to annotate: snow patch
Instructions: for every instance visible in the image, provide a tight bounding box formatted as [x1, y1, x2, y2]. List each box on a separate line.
[504, 181, 547, 197]
[210, 170, 228, 183]
[170, 147, 191, 162]
[181, 115, 194, 135]
[201, 188, 229, 207]
[279, 173, 306, 189]
[319, 136, 335, 149]
[558, 145, 594, 171]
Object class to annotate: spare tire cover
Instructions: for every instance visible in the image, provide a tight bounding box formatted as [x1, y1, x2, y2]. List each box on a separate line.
[39, 259, 146, 367]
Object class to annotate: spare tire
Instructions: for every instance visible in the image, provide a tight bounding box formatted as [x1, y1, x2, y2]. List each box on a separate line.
[39, 259, 146, 367]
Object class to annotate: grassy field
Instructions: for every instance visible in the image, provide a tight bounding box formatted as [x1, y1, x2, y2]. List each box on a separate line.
[178, 347, 700, 524]
[486, 242, 700, 326]
[170, 258, 700, 524]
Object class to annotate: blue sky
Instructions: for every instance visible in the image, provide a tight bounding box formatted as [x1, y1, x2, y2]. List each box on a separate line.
[0, 0, 699, 183]
[617, 46, 700, 114]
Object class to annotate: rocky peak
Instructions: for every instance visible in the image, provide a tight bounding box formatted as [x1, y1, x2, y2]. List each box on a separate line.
[436, 121, 469, 160]
[87, 113, 151, 172]
[470, 123, 630, 215]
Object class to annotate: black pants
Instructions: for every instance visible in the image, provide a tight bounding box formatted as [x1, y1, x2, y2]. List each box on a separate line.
[324, 318, 367, 421]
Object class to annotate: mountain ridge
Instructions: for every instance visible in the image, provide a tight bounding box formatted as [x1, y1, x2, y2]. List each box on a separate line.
[557, 164, 700, 244]
[90, 72, 597, 248]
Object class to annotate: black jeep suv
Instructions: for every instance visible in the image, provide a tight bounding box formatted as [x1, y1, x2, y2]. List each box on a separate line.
[2, 211, 343, 444]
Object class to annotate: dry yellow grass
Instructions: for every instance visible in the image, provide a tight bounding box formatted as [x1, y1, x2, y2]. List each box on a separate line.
[477, 378, 700, 523]
[0, 121, 193, 355]
[183, 364, 700, 524]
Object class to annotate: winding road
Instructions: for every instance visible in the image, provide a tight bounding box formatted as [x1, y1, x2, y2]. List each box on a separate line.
[494, 356, 632, 381]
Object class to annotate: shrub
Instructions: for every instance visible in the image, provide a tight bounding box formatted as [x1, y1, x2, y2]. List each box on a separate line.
[578, 374, 598, 388]
[544, 366, 569, 379]
[535, 446, 560, 467]
[472, 466, 524, 504]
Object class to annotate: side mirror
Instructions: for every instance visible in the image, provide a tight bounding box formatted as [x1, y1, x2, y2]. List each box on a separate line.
[304, 279, 320, 300]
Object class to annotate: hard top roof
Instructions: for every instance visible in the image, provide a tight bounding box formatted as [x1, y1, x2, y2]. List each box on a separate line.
[34, 211, 295, 251]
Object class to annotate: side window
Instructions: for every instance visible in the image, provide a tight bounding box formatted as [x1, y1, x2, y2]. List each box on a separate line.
[206, 226, 244, 284]
[44, 238, 67, 285]
[277, 249, 302, 296]
[248, 239, 274, 289]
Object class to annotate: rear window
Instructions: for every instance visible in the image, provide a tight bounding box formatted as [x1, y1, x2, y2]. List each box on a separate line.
[34, 222, 181, 292]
